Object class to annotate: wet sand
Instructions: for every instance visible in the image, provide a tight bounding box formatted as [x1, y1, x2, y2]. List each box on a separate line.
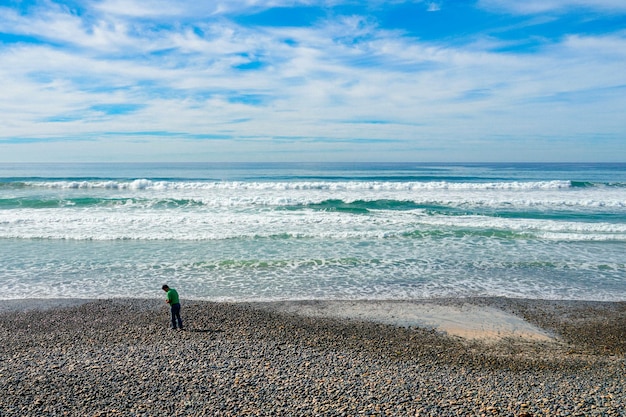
[1, 297, 625, 416]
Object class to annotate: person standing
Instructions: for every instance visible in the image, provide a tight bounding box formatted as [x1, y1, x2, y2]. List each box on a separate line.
[162, 284, 183, 330]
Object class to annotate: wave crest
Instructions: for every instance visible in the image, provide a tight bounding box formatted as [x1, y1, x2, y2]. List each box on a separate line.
[9, 179, 575, 191]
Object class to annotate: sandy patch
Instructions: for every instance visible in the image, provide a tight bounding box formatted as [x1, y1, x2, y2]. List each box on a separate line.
[254, 300, 555, 341]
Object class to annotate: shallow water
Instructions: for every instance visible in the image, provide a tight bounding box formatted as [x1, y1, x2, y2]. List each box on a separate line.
[1, 162, 625, 301]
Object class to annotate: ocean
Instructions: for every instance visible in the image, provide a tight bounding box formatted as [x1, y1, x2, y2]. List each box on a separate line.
[1, 162, 625, 302]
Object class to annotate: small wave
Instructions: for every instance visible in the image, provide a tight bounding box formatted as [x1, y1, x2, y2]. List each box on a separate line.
[570, 181, 595, 188]
[191, 257, 366, 270]
[0, 197, 210, 209]
[0, 181, 28, 189]
[402, 229, 536, 240]
[11, 179, 575, 191]
[282, 199, 423, 214]
[571, 181, 626, 188]
[2, 223, 625, 242]
[2, 195, 624, 211]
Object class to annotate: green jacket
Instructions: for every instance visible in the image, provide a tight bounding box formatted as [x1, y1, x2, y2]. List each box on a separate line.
[166, 288, 180, 305]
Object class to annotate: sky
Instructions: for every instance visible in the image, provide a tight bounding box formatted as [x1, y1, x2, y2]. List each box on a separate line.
[0, 0, 625, 163]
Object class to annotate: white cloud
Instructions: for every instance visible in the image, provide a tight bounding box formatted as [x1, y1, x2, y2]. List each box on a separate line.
[1, 1, 625, 162]
[92, 0, 329, 19]
[93, 0, 187, 17]
[479, 0, 626, 14]
[427, 2, 441, 12]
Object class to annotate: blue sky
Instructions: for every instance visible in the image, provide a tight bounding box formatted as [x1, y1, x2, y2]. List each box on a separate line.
[0, 0, 625, 162]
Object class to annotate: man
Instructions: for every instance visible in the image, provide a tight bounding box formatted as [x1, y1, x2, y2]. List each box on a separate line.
[162, 284, 183, 330]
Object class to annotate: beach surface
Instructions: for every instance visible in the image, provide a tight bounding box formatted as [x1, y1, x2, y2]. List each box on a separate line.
[249, 299, 556, 342]
[1, 297, 625, 416]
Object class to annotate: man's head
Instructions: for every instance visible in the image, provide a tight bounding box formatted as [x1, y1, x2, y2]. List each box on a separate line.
[162, 284, 169, 292]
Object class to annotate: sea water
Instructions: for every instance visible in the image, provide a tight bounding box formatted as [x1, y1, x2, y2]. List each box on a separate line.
[1, 162, 625, 301]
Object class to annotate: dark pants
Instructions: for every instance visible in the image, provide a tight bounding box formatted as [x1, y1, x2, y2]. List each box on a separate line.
[170, 303, 183, 329]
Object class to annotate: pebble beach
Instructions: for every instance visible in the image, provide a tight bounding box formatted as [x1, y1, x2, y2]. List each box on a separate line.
[1, 298, 625, 416]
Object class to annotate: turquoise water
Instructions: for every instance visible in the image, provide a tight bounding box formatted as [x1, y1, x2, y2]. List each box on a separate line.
[1, 162, 625, 301]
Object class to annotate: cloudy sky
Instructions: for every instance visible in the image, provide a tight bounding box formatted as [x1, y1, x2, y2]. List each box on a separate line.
[1, 0, 625, 162]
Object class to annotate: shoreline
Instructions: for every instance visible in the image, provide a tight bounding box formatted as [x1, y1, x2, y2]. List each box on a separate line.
[1, 297, 625, 415]
[3, 296, 624, 344]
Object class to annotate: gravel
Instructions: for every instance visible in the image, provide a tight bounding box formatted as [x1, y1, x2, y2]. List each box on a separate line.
[1, 298, 625, 416]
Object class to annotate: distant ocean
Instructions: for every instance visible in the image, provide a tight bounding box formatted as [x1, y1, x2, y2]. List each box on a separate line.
[1, 162, 625, 302]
